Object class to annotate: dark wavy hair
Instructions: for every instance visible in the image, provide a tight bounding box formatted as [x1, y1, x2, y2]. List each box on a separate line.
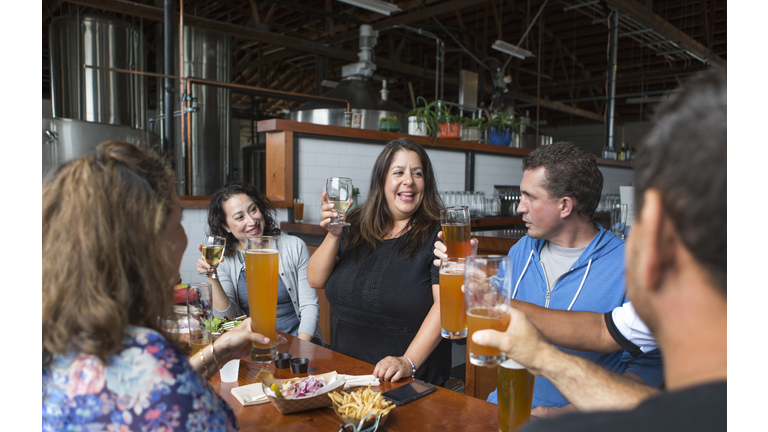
[345, 138, 444, 259]
[207, 181, 280, 258]
[43, 141, 178, 365]
[634, 67, 726, 295]
[522, 141, 603, 221]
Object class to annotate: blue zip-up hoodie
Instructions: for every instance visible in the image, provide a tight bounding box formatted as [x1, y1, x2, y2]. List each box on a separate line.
[488, 223, 664, 408]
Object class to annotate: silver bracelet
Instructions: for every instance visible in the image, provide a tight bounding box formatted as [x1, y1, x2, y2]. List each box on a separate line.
[403, 355, 416, 378]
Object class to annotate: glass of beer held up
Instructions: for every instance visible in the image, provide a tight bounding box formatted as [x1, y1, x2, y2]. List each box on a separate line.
[439, 257, 467, 339]
[441, 206, 471, 258]
[498, 359, 535, 432]
[465, 255, 511, 366]
[245, 236, 279, 363]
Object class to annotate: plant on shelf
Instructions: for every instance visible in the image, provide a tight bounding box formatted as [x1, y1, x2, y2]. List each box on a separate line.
[407, 96, 439, 138]
[436, 103, 461, 139]
[481, 101, 532, 146]
[461, 116, 486, 142]
[378, 116, 401, 133]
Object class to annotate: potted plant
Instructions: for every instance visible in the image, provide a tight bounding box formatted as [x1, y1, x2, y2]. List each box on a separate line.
[407, 96, 438, 137]
[460, 116, 486, 142]
[350, 187, 360, 210]
[482, 106, 527, 146]
[436, 103, 461, 139]
[378, 116, 401, 133]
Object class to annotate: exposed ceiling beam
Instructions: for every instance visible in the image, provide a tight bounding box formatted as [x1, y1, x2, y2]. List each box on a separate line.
[509, 91, 605, 122]
[602, 0, 725, 66]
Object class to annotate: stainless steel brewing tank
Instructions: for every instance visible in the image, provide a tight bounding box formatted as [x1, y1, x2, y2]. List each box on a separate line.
[43, 118, 160, 179]
[289, 78, 407, 130]
[153, 24, 231, 196]
[49, 14, 147, 129]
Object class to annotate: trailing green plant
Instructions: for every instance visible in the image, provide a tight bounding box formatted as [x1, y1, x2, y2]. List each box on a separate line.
[407, 96, 439, 137]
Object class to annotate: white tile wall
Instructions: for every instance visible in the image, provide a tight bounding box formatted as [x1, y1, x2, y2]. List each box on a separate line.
[293, 137, 635, 224]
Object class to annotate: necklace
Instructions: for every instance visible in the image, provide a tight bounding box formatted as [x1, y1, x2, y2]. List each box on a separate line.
[387, 225, 406, 238]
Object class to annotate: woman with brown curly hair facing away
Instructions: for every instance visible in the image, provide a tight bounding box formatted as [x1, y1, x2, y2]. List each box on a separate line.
[307, 138, 452, 386]
[42, 141, 269, 431]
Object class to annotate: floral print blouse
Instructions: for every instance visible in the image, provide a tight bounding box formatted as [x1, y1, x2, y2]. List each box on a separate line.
[42, 325, 238, 431]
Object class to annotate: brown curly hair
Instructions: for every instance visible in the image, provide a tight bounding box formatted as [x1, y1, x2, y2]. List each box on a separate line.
[43, 141, 179, 365]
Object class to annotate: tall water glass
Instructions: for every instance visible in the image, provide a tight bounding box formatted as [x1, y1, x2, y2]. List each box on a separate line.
[611, 204, 628, 239]
[498, 359, 536, 432]
[187, 283, 213, 355]
[441, 206, 471, 258]
[465, 255, 512, 366]
[245, 236, 279, 363]
[439, 257, 467, 339]
[326, 177, 353, 226]
[200, 235, 226, 279]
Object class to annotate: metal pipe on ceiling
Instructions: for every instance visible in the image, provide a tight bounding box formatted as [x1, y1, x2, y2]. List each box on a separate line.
[604, 10, 619, 156]
[164, 0, 174, 161]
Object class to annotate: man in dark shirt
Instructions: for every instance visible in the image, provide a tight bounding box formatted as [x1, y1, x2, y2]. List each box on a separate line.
[473, 67, 727, 431]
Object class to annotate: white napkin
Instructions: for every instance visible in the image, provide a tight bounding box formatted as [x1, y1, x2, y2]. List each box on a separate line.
[343, 374, 380, 390]
[231, 383, 270, 406]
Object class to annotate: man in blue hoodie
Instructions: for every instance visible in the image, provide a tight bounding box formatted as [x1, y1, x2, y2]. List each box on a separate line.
[485, 141, 664, 416]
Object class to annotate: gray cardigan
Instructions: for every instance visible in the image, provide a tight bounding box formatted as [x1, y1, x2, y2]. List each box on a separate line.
[212, 233, 324, 343]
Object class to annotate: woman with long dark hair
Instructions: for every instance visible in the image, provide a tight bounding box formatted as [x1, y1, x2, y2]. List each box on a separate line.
[307, 138, 452, 386]
[197, 181, 324, 344]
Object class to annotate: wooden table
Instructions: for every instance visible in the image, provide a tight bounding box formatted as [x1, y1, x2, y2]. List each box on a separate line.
[207, 333, 499, 431]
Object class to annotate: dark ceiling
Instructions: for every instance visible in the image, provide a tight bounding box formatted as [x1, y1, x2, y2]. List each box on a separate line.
[42, 0, 726, 128]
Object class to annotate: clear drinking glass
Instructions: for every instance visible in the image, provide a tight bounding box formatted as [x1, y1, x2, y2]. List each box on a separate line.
[187, 283, 213, 355]
[441, 206, 471, 258]
[611, 203, 628, 239]
[326, 177, 353, 226]
[244, 236, 280, 363]
[439, 257, 467, 339]
[200, 235, 226, 279]
[293, 198, 304, 223]
[465, 255, 512, 367]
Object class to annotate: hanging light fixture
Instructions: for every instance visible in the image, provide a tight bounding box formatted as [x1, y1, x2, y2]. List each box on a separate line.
[336, 0, 401, 16]
[492, 40, 535, 60]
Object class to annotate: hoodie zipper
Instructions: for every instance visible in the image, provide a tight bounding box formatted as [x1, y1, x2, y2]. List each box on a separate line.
[540, 261, 552, 308]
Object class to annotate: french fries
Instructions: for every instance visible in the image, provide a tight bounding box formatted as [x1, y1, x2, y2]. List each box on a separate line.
[329, 385, 395, 421]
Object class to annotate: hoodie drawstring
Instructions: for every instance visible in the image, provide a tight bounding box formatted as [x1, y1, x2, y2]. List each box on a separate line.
[511, 250, 535, 300]
[567, 258, 592, 311]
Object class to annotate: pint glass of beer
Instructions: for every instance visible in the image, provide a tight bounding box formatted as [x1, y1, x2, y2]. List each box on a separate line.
[245, 236, 279, 363]
[439, 257, 467, 339]
[465, 255, 511, 366]
[441, 206, 471, 258]
[498, 359, 535, 432]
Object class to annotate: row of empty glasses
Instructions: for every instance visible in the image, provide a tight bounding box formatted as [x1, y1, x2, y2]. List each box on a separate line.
[597, 194, 622, 213]
[440, 191, 506, 218]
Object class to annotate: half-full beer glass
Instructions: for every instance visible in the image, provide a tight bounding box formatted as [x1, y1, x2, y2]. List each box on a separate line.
[465, 255, 511, 366]
[498, 359, 535, 432]
[439, 257, 467, 339]
[441, 206, 471, 258]
[245, 236, 279, 363]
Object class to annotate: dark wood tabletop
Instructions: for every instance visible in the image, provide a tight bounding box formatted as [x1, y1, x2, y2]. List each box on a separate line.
[207, 332, 499, 431]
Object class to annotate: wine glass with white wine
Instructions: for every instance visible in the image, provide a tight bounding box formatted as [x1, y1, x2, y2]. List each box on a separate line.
[200, 235, 226, 279]
[326, 177, 353, 226]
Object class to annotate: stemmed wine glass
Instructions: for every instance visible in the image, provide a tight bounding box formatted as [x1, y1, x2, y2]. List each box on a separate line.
[200, 235, 226, 279]
[326, 177, 353, 226]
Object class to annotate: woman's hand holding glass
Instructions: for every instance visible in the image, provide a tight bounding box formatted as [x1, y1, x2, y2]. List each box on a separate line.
[319, 191, 351, 236]
[211, 318, 270, 365]
[197, 246, 225, 278]
[432, 230, 479, 268]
